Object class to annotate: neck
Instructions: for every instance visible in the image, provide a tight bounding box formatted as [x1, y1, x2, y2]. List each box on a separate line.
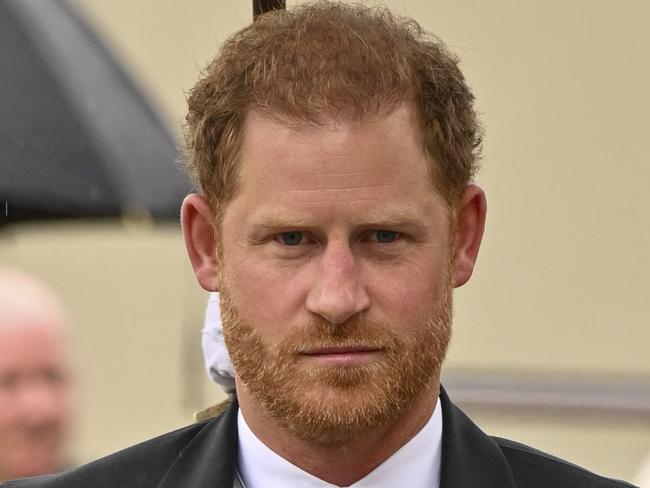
[237, 381, 440, 486]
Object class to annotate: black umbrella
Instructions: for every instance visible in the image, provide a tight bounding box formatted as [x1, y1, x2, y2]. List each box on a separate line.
[0, 0, 191, 225]
[253, 0, 286, 20]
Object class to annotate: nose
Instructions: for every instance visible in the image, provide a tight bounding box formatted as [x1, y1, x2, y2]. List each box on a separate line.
[305, 240, 370, 324]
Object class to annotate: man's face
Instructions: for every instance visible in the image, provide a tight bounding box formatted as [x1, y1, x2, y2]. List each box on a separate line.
[214, 105, 455, 443]
[0, 323, 71, 480]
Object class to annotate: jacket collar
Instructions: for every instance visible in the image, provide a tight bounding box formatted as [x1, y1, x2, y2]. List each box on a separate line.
[439, 387, 518, 488]
[158, 388, 518, 488]
[158, 396, 239, 488]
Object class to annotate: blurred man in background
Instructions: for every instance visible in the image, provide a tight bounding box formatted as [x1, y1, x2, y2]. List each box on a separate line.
[0, 269, 73, 481]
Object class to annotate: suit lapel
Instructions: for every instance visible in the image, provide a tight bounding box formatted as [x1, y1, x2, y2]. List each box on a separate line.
[157, 397, 239, 488]
[156, 390, 518, 488]
[439, 388, 518, 488]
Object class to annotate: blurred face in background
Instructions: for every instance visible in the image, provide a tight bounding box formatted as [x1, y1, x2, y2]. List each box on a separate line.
[0, 272, 73, 481]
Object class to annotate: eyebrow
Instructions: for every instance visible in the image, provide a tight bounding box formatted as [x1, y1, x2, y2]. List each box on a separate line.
[251, 206, 428, 229]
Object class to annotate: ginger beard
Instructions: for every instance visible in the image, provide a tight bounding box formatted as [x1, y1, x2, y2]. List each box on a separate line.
[221, 276, 452, 445]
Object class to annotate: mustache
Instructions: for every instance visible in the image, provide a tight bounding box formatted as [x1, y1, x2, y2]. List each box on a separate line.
[222, 300, 400, 349]
[270, 316, 403, 354]
[220, 288, 452, 357]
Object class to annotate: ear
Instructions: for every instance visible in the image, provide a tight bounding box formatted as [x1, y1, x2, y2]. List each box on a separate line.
[451, 184, 487, 288]
[181, 194, 222, 292]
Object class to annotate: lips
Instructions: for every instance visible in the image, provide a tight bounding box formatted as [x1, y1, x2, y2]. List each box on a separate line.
[298, 346, 383, 367]
[301, 346, 381, 355]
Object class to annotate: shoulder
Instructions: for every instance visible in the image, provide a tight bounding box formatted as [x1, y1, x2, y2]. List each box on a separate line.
[0, 421, 212, 488]
[493, 437, 638, 488]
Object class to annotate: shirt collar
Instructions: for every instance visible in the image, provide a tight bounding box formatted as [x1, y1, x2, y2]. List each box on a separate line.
[237, 398, 442, 488]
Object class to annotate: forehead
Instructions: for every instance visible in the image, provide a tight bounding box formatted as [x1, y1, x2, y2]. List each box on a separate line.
[221, 105, 447, 230]
[239, 106, 435, 192]
[0, 324, 66, 372]
[0, 272, 69, 327]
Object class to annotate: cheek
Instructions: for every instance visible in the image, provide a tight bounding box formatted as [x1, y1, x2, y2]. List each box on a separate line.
[223, 255, 309, 334]
[47, 386, 73, 422]
[62, 386, 74, 417]
[367, 253, 450, 324]
[372, 279, 441, 325]
[0, 406, 16, 431]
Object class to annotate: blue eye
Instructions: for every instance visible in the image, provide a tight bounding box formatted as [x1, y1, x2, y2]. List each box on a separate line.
[375, 230, 398, 243]
[279, 231, 303, 246]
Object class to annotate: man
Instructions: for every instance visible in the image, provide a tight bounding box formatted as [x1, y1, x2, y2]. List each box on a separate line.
[0, 269, 73, 482]
[2, 2, 636, 487]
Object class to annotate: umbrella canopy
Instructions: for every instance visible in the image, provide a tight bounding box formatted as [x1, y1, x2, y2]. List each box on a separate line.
[0, 0, 191, 225]
[253, 0, 286, 20]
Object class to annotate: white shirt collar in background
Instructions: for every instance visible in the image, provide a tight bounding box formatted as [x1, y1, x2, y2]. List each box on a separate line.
[237, 397, 442, 488]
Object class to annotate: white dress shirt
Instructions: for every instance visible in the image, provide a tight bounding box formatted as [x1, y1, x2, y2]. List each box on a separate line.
[236, 398, 442, 488]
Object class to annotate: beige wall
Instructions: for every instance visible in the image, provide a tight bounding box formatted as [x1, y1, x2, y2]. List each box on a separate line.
[3, 0, 647, 482]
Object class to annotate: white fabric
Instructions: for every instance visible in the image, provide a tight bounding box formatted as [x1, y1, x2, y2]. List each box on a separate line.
[201, 292, 236, 393]
[237, 399, 442, 488]
[234, 470, 245, 488]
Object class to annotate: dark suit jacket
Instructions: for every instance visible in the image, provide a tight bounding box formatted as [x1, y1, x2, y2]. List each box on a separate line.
[1, 389, 636, 487]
